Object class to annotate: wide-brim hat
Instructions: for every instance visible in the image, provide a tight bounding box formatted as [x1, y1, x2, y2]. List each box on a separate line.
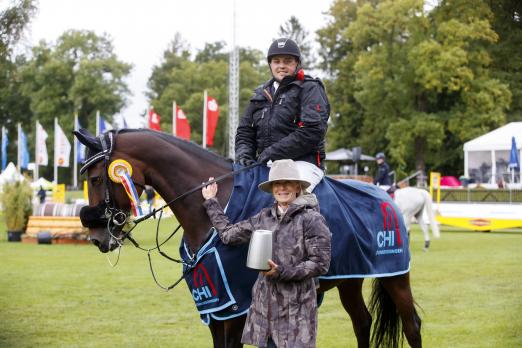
[258, 159, 311, 193]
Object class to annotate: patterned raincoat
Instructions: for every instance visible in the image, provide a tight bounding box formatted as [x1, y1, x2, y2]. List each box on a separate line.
[203, 193, 331, 348]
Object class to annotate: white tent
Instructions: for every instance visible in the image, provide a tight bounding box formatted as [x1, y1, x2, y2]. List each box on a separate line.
[0, 162, 24, 186]
[463, 122, 522, 184]
[325, 148, 375, 161]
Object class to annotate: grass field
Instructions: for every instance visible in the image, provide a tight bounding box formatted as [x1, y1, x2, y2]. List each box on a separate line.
[1, 215, 521, 347]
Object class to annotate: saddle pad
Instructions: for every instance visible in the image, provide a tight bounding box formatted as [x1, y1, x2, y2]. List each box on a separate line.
[225, 165, 410, 278]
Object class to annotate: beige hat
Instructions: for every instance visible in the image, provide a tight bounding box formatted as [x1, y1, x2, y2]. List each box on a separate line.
[258, 159, 311, 193]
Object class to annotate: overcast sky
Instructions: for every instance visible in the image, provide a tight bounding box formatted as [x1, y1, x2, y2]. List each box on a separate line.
[22, 0, 333, 125]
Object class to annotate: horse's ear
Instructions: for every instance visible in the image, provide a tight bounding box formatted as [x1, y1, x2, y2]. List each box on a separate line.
[73, 128, 102, 151]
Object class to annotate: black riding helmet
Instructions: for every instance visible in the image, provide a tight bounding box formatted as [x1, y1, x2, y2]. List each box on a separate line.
[267, 38, 301, 63]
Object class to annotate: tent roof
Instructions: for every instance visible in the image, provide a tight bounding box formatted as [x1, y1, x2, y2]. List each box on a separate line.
[30, 177, 54, 190]
[325, 148, 375, 161]
[464, 122, 522, 152]
[0, 162, 24, 185]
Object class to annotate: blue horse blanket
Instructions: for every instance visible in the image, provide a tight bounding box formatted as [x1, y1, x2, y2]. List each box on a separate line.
[181, 165, 410, 322]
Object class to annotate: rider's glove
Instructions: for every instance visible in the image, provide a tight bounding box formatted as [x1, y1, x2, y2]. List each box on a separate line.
[257, 151, 271, 164]
[238, 158, 256, 166]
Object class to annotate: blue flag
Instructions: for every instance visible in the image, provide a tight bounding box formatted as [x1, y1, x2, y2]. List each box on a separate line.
[1, 126, 8, 171]
[509, 136, 520, 170]
[20, 128, 30, 169]
[76, 118, 86, 163]
[98, 116, 113, 134]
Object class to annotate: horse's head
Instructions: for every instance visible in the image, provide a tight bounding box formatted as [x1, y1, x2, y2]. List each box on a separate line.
[74, 129, 145, 253]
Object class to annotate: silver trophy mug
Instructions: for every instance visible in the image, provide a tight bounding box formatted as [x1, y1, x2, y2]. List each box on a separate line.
[246, 229, 273, 270]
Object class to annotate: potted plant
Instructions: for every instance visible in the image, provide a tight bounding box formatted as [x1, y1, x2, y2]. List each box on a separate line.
[1, 180, 33, 242]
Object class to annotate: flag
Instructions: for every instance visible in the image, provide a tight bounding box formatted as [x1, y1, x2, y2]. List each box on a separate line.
[55, 122, 71, 167]
[206, 96, 220, 147]
[98, 116, 113, 134]
[508, 136, 520, 170]
[175, 106, 191, 141]
[148, 108, 161, 131]
[19, 128, 30, 169]
[36, 121, 48, 166]
[1, 126, 7, 171]
[122, 115, 129, 128]
[75, 118, 85, 163]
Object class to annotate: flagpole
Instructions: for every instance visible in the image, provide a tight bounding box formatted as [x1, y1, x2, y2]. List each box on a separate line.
[1, 126, 5, 172]
[172, 101, 177, 136]
[203, 90, 207, 148]
[35, 121, 39, 181]
[17, 123, 21, 173]
[54, 118, 58, 183]
[73, 113, 78, 189]
[96, 110, 100, 136]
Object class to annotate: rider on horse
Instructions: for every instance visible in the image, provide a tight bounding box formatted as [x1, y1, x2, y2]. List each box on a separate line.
[235, 38, 330, 192]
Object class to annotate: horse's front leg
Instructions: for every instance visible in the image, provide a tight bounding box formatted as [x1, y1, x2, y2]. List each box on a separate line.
[209, 315, 246, 348]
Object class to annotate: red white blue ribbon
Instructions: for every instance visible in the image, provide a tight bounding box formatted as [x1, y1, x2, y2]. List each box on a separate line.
[120, 171, 144, 217]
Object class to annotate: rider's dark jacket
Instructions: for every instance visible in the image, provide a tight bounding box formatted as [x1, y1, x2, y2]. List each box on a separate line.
[374, 162, 392, 186]
[235, 71, 330, 168]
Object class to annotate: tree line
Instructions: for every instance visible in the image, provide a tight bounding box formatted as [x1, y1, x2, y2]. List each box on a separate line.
[1, 0, 520, 184]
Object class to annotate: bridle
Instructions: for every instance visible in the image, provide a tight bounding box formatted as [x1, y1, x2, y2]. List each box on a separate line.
[79, 131, 137, 249]
[78, 130, 261, 289]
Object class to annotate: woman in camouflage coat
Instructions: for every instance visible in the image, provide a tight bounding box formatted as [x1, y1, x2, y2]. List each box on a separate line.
[202, 159, 331, 348]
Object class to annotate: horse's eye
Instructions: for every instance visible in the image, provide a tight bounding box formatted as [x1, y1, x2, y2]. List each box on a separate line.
[90, 176, 102, 186]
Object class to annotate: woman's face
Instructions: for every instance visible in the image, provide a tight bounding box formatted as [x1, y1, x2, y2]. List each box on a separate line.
[271, 180, 301, 206]
[270, 55, 298, 82]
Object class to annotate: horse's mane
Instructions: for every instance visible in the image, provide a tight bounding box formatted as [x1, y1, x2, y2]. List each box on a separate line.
[118, 128, 231, 167]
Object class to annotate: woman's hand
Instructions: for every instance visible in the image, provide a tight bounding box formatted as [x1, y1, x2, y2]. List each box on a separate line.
[263, 259, 279, 277]
[202, 177, 218, 200]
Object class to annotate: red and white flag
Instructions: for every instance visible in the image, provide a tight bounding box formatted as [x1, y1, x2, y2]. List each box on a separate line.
[148, 108, 161, 131]
[205, 96, 219, 147]
[175, 106, 191, 141]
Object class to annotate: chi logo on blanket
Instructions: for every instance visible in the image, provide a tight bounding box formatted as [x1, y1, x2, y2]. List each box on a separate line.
[376, 202, 404, 256]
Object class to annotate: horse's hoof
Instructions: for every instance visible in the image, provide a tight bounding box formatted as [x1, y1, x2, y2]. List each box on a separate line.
[423, 240, 430, 251]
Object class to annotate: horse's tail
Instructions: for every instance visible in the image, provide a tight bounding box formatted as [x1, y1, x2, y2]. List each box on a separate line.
[422, 190, 440, 238]
[369, 278, 403, 348]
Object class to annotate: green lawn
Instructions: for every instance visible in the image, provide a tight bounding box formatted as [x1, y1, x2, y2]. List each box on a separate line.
[1, 215, 521, 347]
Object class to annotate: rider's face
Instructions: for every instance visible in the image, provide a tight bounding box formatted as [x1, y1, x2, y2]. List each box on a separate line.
[271, 180, 301, 207]
[270, 55, 298, 82]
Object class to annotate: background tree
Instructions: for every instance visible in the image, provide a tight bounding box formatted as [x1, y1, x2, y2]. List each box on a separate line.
[487, 0, 522, 122]
[0, 0, 36, 172]
[147, 36, 268, 156]
[316, 0, 366, 159]
[18, 30, 132, 182]
[318, 0, 511, 179]
[277, 16, 315, 69]
[0, 0, 36, 58]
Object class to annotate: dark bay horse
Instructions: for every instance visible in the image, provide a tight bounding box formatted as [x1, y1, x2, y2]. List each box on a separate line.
[75, 129, 421, 348]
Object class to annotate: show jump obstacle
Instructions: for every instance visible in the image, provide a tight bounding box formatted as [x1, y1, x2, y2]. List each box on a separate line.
[431, 172, 522, 231]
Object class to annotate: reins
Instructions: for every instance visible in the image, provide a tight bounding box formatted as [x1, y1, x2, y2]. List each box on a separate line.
[134, 162, 262, 224]
[80, 130, 262, 291]
[118, 162, 261, 291]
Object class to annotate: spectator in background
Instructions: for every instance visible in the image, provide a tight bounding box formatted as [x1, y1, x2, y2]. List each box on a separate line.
[145, 185, 155, 214]
[373, 152, 392, 186]
[37, 186, 46, 204]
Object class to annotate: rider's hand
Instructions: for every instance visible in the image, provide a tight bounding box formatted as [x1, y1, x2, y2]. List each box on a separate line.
[238, 158, 256, 166]
[257, 151, 271, 164]
[202, 177, 218, 200]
